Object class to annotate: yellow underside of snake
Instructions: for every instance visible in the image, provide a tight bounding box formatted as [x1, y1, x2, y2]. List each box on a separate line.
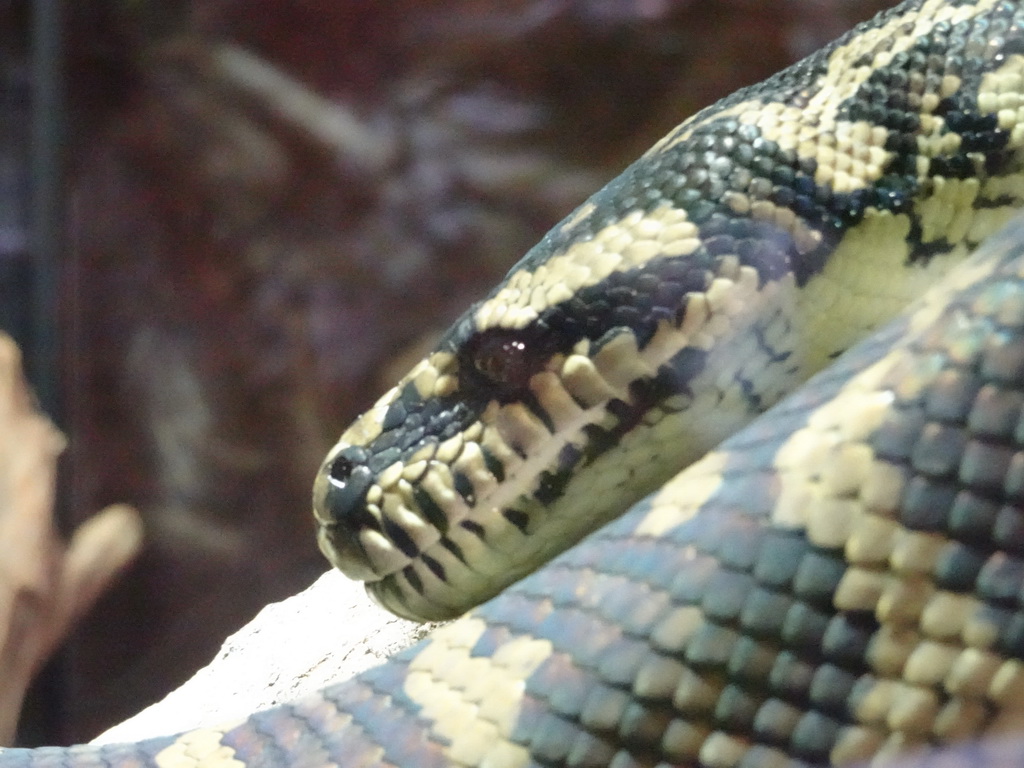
[7, 0, 1024, 765]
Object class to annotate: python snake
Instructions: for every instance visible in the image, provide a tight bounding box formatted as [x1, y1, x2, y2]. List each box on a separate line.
[7, 0, 1024, 764]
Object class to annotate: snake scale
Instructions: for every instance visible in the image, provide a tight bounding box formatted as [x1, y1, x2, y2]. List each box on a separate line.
[8, 0, 1024, 764]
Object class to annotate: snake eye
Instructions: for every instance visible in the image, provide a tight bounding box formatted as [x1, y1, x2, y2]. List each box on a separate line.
[468, 330, 536, 389]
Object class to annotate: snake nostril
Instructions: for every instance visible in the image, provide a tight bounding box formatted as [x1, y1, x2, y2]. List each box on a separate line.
[320, 447, 375, 523]
[329, 454, 355, 483]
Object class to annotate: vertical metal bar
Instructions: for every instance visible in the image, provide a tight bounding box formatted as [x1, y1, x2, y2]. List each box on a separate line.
[29, 0, 63, 421]
[0, 6, 31, 347]
[21, 0, 66, 745]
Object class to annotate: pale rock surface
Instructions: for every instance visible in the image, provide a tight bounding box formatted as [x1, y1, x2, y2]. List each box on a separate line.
[94, 569, 441, 744]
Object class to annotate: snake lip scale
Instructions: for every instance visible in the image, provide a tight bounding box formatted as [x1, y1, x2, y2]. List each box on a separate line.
[8, 0, 1024, 765]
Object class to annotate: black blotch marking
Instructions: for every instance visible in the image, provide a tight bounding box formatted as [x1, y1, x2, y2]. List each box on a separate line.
[402, 565, 425, 595]
[440, 536, 467, 564]
[557, 443, 582, 473]
[421, 553, 446, 581]
[453, 471, 477, 506]
[481, 445, 506, 482]
[581, 424, 619, 460]
[521, 390, 557, 434]
[977, 194, 1021, 209]
[504, 508, 530, 533]
[414, 488, 449, 535]
[535, 470, 571, 506]
[461, 519, 487, 539]
[382, 516, 420, 558]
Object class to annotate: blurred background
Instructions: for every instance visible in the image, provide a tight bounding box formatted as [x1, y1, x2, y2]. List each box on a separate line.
[3, 0, 893, 745]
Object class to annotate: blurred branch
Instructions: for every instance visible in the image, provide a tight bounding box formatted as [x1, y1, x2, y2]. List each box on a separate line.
[0, 335, 143, 745]
[208, 43, 398, 175]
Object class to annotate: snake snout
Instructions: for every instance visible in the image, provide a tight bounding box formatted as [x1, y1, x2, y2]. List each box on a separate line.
[324, 448, 375, 516]
[313, 445, 383, 581]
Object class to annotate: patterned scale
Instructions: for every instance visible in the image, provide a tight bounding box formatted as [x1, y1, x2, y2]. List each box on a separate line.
[6, 216, 1009, 768]
[305, 217, 1024, 767]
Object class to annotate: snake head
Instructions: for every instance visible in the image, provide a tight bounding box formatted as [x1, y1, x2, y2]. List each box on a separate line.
[312, 199, 788, 622]
[311, 75, 862, 619]
[312, 316, 589, 619]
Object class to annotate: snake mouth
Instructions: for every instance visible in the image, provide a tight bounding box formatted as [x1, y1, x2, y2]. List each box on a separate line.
[312, 389, 604, 605]
[313, 397, 622, 620]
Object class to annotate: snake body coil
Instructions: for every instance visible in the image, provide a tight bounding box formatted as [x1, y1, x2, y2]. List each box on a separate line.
[6, 0, 1024, 765]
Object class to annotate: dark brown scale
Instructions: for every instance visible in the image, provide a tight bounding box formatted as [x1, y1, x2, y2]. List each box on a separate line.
[684, 623, 741, 670]
[1002, 612, 1024, 657]
[790, 550, 847, 606]
[820, 614, 875, 668]
[529, 712, 579, 765]
[701, 569, 755, 623]
[948, 488, 1002, 543]
[994, 505, 1024, 555]
[905, 477, 961, 532]
[537, 653, 593, 719]
[934, 540, 989, 590]
[960, 439, 1016, 492]
[715, 684, 762, 732]
[618, 589, 672, 637]
[739, 587, 793, 639]
[753, 698, 803, 747]
[753, 530, 814, 588]
[768, 650, 818, 702]
[977, 552, 1024, 605]
[780, 603, 832, 654]
[790, 711, 841, 762]
[925, 368, 982, 422]
[873, 404, 928, 461]
[807, 664, 858, 716]
[619, 700, 675, 745]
